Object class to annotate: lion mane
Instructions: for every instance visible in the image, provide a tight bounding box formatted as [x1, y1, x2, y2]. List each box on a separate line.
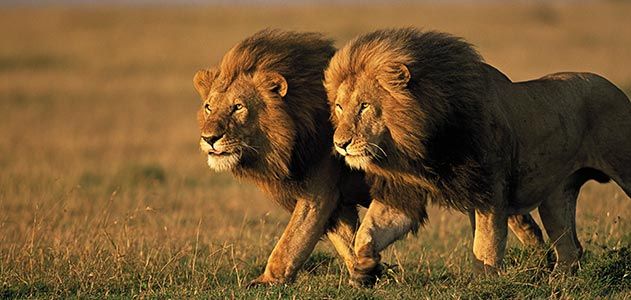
[325, 28, 493, 221]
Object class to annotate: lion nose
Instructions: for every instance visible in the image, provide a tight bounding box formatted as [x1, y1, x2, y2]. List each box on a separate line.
[334, 138, 352, 150]
[202, 134, 224, 148]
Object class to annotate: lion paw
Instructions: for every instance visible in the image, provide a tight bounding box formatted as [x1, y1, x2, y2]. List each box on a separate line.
[548, 261, 579, 283]
[472, 260, 501, 277]
[246, 274, 285, 288]
[349, 262, 384, 288]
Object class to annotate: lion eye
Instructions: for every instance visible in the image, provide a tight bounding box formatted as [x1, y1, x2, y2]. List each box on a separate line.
[335, 103, 343, 111]
[234, 103, 244, 111]
[360, 102, 370, 111]
[204, 103, 212, 113]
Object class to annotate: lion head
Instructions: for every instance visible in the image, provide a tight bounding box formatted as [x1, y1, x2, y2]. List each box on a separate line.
[325, 53, 419, 171]
[325, 29, 485, 173]
[195, 66, 291, 173]
[194, 29, 335, 181]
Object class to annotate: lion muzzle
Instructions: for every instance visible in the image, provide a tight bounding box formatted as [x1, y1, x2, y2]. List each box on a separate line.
[201, 133, 224, 151]
[334, 137, 352, 156]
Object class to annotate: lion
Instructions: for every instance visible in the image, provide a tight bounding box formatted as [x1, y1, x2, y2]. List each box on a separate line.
[194, 29, 373, 285]
[324, 28, 631, 285]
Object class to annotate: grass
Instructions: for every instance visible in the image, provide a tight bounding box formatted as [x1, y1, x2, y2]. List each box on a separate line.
[1, 2, 631, 299]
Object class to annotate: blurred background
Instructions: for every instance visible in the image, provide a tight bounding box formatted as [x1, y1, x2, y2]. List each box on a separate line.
[1, 0, 630, 298]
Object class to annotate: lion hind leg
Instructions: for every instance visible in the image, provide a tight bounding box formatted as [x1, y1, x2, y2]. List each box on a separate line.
[351, 200, 416, 287]
[606, 171, 631, 211]
[622, 182, 631, 200]
[606, 161, 631, 199]
[326, 203, 359, 275]
[592, 85, 631, 197]
[538, 184, 582, 275]
[508, 214, 545, 247]
[470, 210, 544, 247]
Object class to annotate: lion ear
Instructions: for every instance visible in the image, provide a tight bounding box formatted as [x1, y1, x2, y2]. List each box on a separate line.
[378, 63, 411, 91]
[193, 68, 218, 100]
[255, 72, 288, 97]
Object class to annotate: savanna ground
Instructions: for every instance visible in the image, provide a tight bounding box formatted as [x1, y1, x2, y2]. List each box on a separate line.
[1, 2, 631, 299]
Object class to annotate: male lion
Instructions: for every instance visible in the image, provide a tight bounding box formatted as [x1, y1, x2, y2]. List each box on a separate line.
[325, 28, 631, 284]
[194, 29, 372, 285]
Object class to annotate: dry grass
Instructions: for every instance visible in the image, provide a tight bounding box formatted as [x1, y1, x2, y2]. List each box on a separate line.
[1, 2, 631, 299]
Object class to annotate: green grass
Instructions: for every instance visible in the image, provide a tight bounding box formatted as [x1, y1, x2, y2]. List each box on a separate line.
[1, 2, 631, 299]
[2, 245, 631, 299]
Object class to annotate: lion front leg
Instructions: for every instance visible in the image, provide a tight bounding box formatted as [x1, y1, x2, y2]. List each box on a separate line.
[351, 200, 416, 287]
[472, 209, 509, 275]
[249, 195, 338, 286]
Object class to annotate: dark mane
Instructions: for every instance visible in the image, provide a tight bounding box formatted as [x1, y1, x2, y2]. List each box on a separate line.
[216, 29, 337, 207]
[326, 28, 493, 221]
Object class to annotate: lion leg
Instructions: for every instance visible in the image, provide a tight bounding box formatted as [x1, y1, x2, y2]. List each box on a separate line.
[249, 195, 338, 286]
[607, 161, 631, 199]
[326, 203, 359, 275]
[621, 180, 631, 200]
[508, 214, 545, 247]
[470, 210, 544, 247]
[351, 200, 416, 287]
[472, 209, 509, 275]
[538, 186, 582, 275]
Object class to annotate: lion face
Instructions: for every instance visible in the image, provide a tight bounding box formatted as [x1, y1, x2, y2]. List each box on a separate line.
[194, 68, 289, 172]
[331, 75, 389, 169]
[330, 63, 412, 170]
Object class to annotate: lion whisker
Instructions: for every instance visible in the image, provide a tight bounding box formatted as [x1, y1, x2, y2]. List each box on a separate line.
[365, 145, 383, 160]
[241, 142, 259, 154]
[368, 142, 387, 158]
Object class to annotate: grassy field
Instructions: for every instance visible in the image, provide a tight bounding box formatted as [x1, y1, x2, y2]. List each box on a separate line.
[1, 2, 631, 299]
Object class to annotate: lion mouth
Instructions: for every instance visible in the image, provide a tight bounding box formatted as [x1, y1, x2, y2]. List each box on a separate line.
[336, 146, 368, 157]
[201, 138, 242, 157]
[208, 149, 233, 156]
[345, 153, 369, 158]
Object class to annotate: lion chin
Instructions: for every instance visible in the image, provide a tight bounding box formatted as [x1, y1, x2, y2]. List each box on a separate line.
[344, 156, 372, 170]
[335, 143, 375, 170]
[200, 138, 240, 171]
[207, 153, 240, 172]
[339, 152, 372, 170]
